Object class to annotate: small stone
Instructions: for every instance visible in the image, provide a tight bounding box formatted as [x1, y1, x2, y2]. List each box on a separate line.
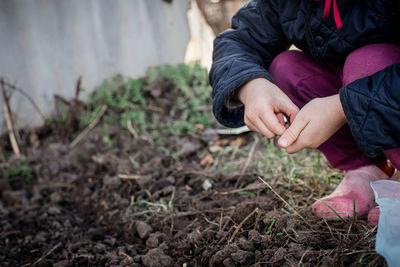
[223, 257, 235, 266]
[34, 231, 48, 243]
[272, 247, 287, 262]
[231, 249, 253, 264]
[106, 237, 117, 246]
[68, 241, 86, 252]
[48, 206, 61, 215]
[209, 244, 239, 266]
[146, 234, 159, 248]
[181, 141, 199, 155]
[239, 237, 254, 251]
[136, 221, 153, 240]
[161, 185, 175, 196]
[248, 230, 262, 243]
[103, 175, 121, 188]
[201, 129, 218, 142]
[136, 175, 152, 189]
[2, 190, 27, 206]
[93, 243, 106, 253]
[165, 176, 176, 184]
[50, 192, 62, 203]
[146, 232, 166, 248]
[187, 230, 202, 246]
[141, 248, 173, 267]
[202, 179, 212, 191]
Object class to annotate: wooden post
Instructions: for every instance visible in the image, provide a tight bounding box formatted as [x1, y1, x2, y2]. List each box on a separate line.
[1, 79, 21, 157]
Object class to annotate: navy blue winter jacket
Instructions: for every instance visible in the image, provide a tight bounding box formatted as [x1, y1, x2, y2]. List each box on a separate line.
[210, 0, 400, 158]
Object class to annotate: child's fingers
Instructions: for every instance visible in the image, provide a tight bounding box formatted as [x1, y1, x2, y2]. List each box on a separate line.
[277, 101, 299, 125]
[260, 112, 286, 136]
[276, 113, 285, 126]
[254, 117, 275, 138]
[245, 118, 273, 138]
[277, 115, 308, 148]
[244, 120, 258, 133]
[285, 140, 305, 154]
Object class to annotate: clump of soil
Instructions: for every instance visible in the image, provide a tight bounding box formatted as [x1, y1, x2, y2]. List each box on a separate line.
[0, 70, 384, 266]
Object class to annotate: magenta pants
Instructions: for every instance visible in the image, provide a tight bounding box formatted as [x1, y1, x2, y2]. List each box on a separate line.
[268, 43, 400, 171]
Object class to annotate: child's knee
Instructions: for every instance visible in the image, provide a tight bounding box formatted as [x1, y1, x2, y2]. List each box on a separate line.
[269, 50, 305, 79]
[343, 43, 400, 85]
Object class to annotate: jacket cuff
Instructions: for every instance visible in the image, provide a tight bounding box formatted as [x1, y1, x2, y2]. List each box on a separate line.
[213, 71, 274, 128]
[339, 87, 382, 158]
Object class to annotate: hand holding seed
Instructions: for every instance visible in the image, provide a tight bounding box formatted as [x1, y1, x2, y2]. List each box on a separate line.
[278, 94, 346, 153]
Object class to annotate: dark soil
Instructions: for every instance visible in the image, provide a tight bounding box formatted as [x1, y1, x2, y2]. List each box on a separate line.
[0, 126, 385, 267]
[0, 75, 384, 266]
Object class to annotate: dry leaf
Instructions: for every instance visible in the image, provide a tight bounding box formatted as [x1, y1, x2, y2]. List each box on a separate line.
[230, 137, 246, 147]
[194, 124, 204, 131]
[101, 200, 108, 210]
[209, 145, 223, 153]
[215, 138, 229, 146]
[184, 185, 192, 191]
[200, 154, 214, 167]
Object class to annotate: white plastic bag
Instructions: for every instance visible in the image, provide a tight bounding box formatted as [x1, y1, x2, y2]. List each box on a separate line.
[371, 180, 400, 267]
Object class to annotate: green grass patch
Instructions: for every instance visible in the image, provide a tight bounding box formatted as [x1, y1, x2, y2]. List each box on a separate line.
[2, 158, 34, 181]
[81, 63, 213, 146]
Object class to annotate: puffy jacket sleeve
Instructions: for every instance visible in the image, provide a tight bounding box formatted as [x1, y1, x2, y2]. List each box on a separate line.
[339, 63, 400, 157]
[209, 0, 290, 128]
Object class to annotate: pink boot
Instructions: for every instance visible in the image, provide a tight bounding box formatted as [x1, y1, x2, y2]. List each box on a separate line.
[367, 206, 380, 225]
[367, 168, 399, 225]
[312, 165, 389, 220]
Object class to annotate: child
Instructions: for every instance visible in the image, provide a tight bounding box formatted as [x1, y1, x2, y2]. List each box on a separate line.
[210, 0, 400, 223]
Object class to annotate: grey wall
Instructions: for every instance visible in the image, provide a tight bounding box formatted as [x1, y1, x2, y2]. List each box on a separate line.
[0, 0, 190, 132]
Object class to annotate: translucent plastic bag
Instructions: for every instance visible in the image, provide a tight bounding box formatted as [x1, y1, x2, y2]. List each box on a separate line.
[371, 180, 400, 267]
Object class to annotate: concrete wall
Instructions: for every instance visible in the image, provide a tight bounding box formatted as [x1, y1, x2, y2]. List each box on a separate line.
[0, 0, 190, 132]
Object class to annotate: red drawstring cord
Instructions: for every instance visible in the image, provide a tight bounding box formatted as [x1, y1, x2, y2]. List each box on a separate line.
[316, 0, 342, 29]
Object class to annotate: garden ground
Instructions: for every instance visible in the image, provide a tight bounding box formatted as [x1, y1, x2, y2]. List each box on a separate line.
[0, 64, 385, 266]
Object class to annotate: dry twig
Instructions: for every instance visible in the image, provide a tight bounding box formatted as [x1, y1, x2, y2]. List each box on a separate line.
[32, 242, 62, 266]
[228, 207, 259, 244]
[118, 174, 141, 180]
[127, 119, 138, 138]
[241, 135, 259, 175]
[204, 217, 219, 227]
[257, 176, 312, 228]
[218, 184, 266, 195]
[70, 104, 107, 148]
[1, 79, 21, 157]
[2, 80, 45, 120]
[0, 230, 21, 239]
[118, 251, 133, 262]
[162, 208, 232, 223]
[217, 125, 250, 135]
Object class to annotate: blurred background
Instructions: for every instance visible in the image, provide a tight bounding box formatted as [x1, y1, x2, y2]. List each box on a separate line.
[0, 0, 246, 133]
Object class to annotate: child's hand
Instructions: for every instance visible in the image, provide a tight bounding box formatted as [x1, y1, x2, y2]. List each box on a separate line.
[278, 94, 346, 153]
[237, 78, 299, 138]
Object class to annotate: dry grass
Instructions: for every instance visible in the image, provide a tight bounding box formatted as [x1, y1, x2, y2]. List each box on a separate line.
[207, 132, 343, 208]
[201, 132, 385, 266]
